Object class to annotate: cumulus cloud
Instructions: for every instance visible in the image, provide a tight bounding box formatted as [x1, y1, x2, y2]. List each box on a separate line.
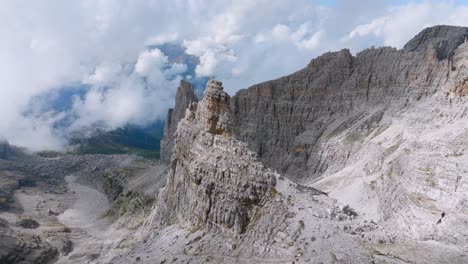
[346, 2, 468, 48]
[135, 49, 168, 76]
[68, 48, 183, 136]
[1, 0, 468, 151]
[146, 33, 178, 46]
[256, 23, 325, 50]
[84, 62, 123, 86]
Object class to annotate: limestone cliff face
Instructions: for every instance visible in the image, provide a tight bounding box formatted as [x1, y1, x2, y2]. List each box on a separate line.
[228, 25, 468, 250]
[156, 81, 276, 235]
[403, 25, 468, 60]
[155, 26, 468, 260]
[137, 81, 394, 263]
[232, 25, 467, 182]
[196, 80, 236, 136]
[160, 80, 198, 163]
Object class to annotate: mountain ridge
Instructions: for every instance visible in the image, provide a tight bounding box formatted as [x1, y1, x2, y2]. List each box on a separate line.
[2, 25, 468, 264]
[152, 25, 468, 263]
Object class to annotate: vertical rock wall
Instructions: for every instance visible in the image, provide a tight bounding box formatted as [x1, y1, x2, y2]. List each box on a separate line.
[231, 26, 468, 181]
[155, 80, 276, 235]
[160, 80, 198, 163]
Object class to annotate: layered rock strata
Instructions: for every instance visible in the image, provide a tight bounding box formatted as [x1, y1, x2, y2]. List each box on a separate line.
[160, 80, 198, 163]
[156, 25, 468, 262]
[130, 81, 397, 263]
[197, 80, 236, 136]
[155, 80, 275, 235]
[232, 26, 467, 181]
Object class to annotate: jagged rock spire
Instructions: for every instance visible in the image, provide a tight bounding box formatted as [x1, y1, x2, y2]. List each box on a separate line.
[197, 80, 235, 136]
[160, 80, 198, 163]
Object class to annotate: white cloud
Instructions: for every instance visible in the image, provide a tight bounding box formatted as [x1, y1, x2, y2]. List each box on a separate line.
[262, 23, 325, 50]
[346, 2, 468, 48]
[84, 62, 123, 86]
[164, 63, 188, 77]
[135, 48, 168, 76]
[145, 33, 178, 46]
[348, 17, 389, 40]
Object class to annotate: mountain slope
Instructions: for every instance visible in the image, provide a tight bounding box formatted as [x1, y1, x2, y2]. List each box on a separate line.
[155, 25, 468, 263]
[229, 25, 468, 256]
[3, 25, 466, 264]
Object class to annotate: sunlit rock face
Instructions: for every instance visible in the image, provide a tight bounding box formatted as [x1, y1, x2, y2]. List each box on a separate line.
[230, 25, 468, 249]
[138, 80, 389, 263]
[156, 80, 276, 235]
[197, 80, 236, 137]
[152, 26, 468, 262]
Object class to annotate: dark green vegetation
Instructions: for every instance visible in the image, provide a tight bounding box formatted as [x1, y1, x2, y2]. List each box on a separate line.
[71, 125, 163, 160]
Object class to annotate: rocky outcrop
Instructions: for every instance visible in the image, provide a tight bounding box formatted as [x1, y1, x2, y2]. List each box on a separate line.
[160, 80, 198, 163]
[155, 80, 276, 234]
[16, 219, 40, 229]
[0, 232, 57, 264]
[197, 80, 236, 136]
[403, 25, 468, 60]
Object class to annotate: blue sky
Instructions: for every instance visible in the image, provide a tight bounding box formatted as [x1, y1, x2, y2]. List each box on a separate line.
[1, 0, 468, 150]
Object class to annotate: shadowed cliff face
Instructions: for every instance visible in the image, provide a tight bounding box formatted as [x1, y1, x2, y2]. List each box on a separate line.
[160, 80, 198, 163]
[232, 25, 468, 182]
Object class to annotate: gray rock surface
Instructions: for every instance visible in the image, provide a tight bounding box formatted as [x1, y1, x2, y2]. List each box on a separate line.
[197, 80, 237, 136]
[16, 219, 40, 229]
[2, 25, 468, 264]
[155, 80, 276, 234]
[153, 25, 468, 263]
[231, 25, 465, 182]
[0, 232, 57, 264]
[403, 25, 468, 60]
[122, 80, 390, 263]
[160, 80, 198, 163]
[0, 150, 164, 264]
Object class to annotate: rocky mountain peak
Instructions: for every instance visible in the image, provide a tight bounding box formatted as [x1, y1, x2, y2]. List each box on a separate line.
[197, 80, 236, 136]
[151, 79, 277, 235]
[403, 25, 468, 60]
[146, 26, 468, 263]
[160, 80, 198, 163]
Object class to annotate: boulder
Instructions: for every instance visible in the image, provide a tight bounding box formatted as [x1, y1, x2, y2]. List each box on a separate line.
[16, 218, 40, 229]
